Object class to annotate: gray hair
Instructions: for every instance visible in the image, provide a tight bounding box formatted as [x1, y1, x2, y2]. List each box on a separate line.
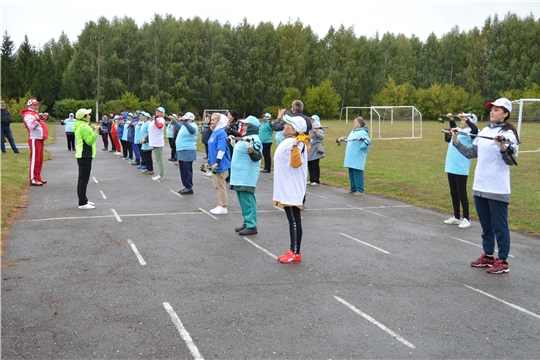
[292, 100, 304, 112]
[354, 117, 365, 127]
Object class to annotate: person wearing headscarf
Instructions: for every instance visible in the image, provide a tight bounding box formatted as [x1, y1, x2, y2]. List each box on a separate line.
[207, 113, 231, 213]
[337, 117, 371, 196]
[307, 114, 324, 185]
[273, 115, 311, 264]
[230, 116, 263, 235]
[172, 112, 198, 192]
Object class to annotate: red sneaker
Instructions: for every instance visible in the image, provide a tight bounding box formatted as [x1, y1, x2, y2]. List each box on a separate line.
[486, 259, 509, 274]
[30, 181, 43, 186]
[471, 254, 495, 267]
[277, 249, 294, 261]
[279, 252, 302, 264]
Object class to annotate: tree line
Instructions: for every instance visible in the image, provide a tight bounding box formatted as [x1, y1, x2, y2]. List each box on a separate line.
[1, 12, 539, 120]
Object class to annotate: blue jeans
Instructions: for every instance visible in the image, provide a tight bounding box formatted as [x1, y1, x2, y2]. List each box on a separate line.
[348, 168, 364, 193]
[1, 125, 19, 153]
[474, 196, 510, 260]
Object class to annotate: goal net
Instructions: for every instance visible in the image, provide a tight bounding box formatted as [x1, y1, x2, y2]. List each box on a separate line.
[202, 109, 228, 120]
[510, 99, 540, 154]
[340, 106, 422, 140]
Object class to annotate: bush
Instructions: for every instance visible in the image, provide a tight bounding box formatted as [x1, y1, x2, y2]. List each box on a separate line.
[262, 106, 281, 119]
[304, 80, 340, 119]
[53, 99, 96, 120]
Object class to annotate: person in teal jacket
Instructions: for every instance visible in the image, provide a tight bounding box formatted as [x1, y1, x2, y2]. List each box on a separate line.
[73, 108, 98, 209]
[259, 113, 274, 173]
[230, 115, 263, 235]
[337, 116, 371, 196]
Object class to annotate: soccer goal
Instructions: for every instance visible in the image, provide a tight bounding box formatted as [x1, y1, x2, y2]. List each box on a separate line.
[202, 109, 228, 120]
[340, 106, 422, 140]
[510, 98, 540, 155]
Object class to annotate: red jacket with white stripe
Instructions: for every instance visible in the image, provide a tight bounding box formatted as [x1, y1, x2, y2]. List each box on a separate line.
[22, 108, 48, 140]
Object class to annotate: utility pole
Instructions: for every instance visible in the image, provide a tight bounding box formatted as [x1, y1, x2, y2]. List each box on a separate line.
[94, 35, 104, 122]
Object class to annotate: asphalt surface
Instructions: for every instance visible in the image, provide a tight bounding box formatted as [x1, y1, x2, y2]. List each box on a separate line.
[2, 125, 540, 359]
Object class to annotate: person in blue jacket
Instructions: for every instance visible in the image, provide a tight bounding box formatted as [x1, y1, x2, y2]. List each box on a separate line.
[63, 112, 77, 151]
[207, 113, 231, 214]
[172, 112, 198, 194]
[117, 112, 126, 157]
[230, 115, 263, 235]
[443, 112, 478, 229]
[337, 117, 371, 196]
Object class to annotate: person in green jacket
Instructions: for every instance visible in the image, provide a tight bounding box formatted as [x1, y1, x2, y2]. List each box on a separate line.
[259, 113, 274, 173]
[73, 108, 98, 209]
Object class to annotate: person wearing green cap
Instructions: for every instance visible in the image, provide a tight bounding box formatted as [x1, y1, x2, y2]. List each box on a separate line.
[73, 108, 98, 209]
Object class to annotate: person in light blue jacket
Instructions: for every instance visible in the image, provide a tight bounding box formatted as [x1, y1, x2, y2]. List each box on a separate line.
[139, 112, 154, 175]
[63, 113, 77, 151]
[337, 116, 371, 196]
[230, 115, 263, 235]
[172, 112, 198, 194]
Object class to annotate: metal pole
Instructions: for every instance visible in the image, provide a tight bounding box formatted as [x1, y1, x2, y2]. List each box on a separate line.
[94, 35, 104, 122]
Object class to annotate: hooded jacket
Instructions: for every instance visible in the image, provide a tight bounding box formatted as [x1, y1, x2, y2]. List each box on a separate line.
[22, 108, 48, 140]
[73, 120, 98, 158]
[343, 126, 371, 170]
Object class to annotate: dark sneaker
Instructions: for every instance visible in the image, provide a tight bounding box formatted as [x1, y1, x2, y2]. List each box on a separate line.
[235, 223, 247, 232]
[239, 226, 258, 235]
[471, 254, 495, 267]
[486, 259, 509, 274]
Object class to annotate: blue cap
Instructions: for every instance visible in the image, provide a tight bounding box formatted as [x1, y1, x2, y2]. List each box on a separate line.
[156, 107, 166, 113]
[311, 114, 320, 121]
[264, 113, 272, 118]
[241, 115, 260, 128]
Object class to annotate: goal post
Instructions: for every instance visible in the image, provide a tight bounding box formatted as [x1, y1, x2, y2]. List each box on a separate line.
[340, 106, 422, 140]
[202, 109, 228, 120]
[510, 98, 540, 155]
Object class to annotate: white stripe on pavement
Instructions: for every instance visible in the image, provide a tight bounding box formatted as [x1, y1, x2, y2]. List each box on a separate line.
[339, 232, 390, 254]
[93, 177, 99, 183]
[127, 239, 147, 265]
[170, 189, 183, 198]
[198, 207, 218, 220]
[163, 302, 204, 360]
[100, 190, 107, 199]
[111, 209, 122, 222]
[451, 237, 514, 258]
[242, 237, 278, 260]
[334, 296, 416, 349]
[464, 285, 540, 320]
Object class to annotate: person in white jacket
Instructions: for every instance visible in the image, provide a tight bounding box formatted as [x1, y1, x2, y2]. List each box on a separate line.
[451, 98, 519, 274]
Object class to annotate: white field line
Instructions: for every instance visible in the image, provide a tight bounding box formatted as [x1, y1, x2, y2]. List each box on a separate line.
[451, 237, 514, 258]
[346, 204, 391, 218]
[464, 285, 540, 320]
[111, 209, 122, 222]
[170, 189, 183, 198]
[198, 207, 218, 220]
[163, 302, 204, 360]
[334, 296, 416, 349]
[263, 178, 273, 183]
[306, 191, 327, 199]
[273, 206, 284, 211]
[24, 215, 115, 222]
[127, 239, 147, 265]
[242, 237, 278, 260]
[100, 190, 107, 199]
[339, 232, 390, 254]
[92, 177, 98, 183]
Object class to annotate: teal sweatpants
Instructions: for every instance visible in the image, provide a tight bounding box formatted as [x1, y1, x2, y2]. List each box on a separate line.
[236, 191, 257, 228]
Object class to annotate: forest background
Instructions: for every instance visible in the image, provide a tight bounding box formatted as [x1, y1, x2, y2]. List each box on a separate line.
[1, 12, 539, 120]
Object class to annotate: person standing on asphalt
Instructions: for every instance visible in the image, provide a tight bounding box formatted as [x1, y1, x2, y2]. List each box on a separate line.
[452, 98, 519, 274]
[1, 100, 20, 154]
[63, 112, 77, 151]
[259, 112, 273, 173]
[307, 114, 324, 185]
[172, 112, 198, 194]
[207, 113, 231, 213]
[22, 98, 48, 186]
[337, 117, 371, 196]
[149, 107, 166, 181]
[274, 115, 310, 264]
[73, 108, 98, 209]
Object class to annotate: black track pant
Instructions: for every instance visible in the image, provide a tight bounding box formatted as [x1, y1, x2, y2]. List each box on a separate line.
[284, 206, 303, 254]
[447, 172, 469, 220]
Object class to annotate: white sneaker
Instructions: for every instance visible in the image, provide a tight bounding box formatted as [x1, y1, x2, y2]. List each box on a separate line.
[78, 203, 95, 210]
[210, 206, 228, 215]
[114, 152, 122, 155]
[205, 170, 212, 177]
[209, 205, 220, 212]
[444, 216, 461, 225]
[152, 175, 163, 181]
[458, 218, 471, 228]
[310, 182, 319, 186]
[87, 201, 95, 206]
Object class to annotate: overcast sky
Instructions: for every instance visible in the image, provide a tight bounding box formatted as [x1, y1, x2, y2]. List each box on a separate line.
[1, 1, 539, 51]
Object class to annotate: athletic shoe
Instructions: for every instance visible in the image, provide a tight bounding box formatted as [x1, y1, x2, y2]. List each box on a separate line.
[279, 252, 302, 264]
[260, 169, 271, 173]
[109, 149, 115, 152]
[168, 158, 176, 162]
[152, 175, 163, 181]
[471, 254, 495, 267]
[277, 249, 294, 261]
[102, 148, 108, 151]
[458, 218, 471, 229]
[40, 179, 47, 184]
[179, 188, 193, 195]
[78, 203, 95, 210]
[204, 170, 212, 177]
[444, 216, 461, 225]
[210, 206, 228, 215]
[239, 226, 258, 235]
[144, 171, 154, 175]
[486, 259, 509, 274]
[125, 157, 133, 161]
[87, 201, 95, 206]
[306, 180, 311, 184]
[29, 181, 43, 186]
[353, 192, 364, 196]
[310, 182, 319, 186]
[235, 223, 247, 232]
[131, 160, 140, 165]
[114, 152, 122, 155]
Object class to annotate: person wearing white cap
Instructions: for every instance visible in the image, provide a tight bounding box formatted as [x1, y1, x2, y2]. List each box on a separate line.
[259, 113, 274, 173]
[63, 112, 77, 151]
[273, 115, 311, 264]
[149, 107, 166, 181]
[442, 112, 479, 229]
[171, 111, 198, 193]
[451, 98, 520, 274]
[22, 98, 48, 186]
[307, 114, 324, 185]
[207, 113, 231, 212]
[73, 108, 99, 209]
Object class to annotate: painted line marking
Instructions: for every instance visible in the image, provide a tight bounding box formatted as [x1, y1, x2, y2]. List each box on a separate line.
[263, 178, 273, 183]
[335, 296, 415, 349]
[242, 237, 277, 260]
[198, 207, 218, 220]
[451, 237, 514, 258]
[170, 189, 183, 198]
[339, 232, 390, 254]
[163, 302, 204, 360]
[273, 206, 284, 211]
[347, 204, 391, 218]
[306, 191, 327, 199]
[100, 190, 107, 199]
[464, 285, 540, 320]
[24, 215, 115, 222]
[111, 209, 122, 222]
[93, 177, 98, 183]
[127, 239, 147, 265]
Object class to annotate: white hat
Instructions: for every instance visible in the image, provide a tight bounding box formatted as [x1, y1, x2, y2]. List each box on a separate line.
[486, 98, 512, 113]
[182, 112, 195, 121]
[283, 115, 307, 133]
